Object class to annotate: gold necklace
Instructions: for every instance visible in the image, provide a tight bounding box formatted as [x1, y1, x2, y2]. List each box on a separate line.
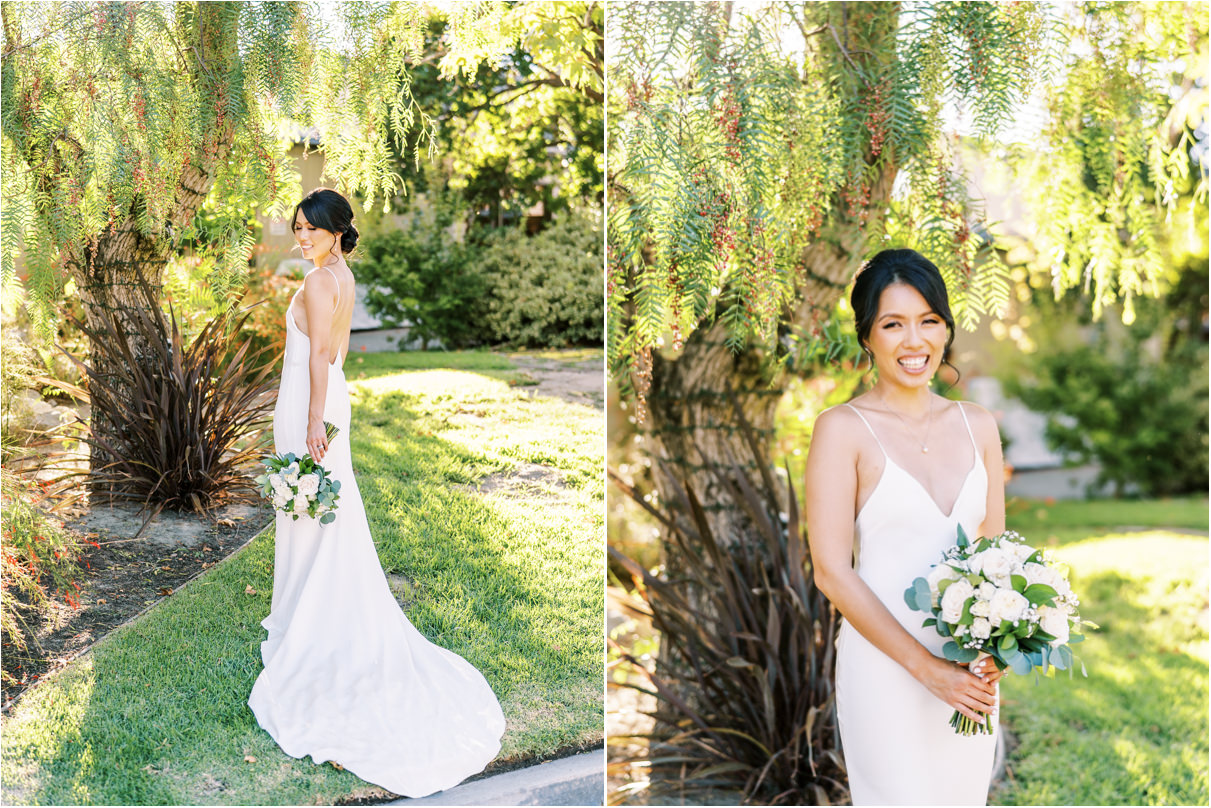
[879, 393, 935, 453]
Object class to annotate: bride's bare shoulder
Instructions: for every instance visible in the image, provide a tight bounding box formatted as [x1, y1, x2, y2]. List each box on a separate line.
[955, 400, 1001, 449]
[302, 265, 340, 297]
[809, 403, 866, 454]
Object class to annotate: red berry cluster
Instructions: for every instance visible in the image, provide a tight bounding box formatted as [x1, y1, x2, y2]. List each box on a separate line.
[741, 219, 777, 328]
[133, 91, 147, 130]
[864, 76, 891, 159]
[714, 63, 742, 163]
[624, 77, 654, 111]
[960, 23, 992, 90]
[841, 174, 872, 222]
[606, 244, 621, 298]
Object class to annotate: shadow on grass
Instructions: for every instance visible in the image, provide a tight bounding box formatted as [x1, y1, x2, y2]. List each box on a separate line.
[2, 365, 602, 806]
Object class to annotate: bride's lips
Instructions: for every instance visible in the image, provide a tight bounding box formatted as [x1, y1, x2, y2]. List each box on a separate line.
[898, 354, 930, 374]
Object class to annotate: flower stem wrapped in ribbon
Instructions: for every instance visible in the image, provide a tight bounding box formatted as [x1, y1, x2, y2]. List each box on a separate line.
[254, 422, 342, 525]
[904, 526, 1095, 735]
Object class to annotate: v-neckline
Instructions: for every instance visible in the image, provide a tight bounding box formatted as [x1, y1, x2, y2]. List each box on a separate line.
[880, 453, 981, 521]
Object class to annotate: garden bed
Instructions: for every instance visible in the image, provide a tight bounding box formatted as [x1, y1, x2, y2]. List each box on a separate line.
[1, 500, 271, 711]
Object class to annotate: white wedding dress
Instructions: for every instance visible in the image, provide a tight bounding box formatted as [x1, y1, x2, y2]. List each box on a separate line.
[835, 402, 997, 806]
[248, 270, 505, 797]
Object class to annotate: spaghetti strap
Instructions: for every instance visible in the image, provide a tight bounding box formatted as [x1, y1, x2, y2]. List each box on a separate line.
[844, 403, 888, 457]
[320, 265, 340, 310]
[956, 401, 978, 453]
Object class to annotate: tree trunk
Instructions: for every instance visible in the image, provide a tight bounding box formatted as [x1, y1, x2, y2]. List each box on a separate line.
[645, 1, 901, 545]
[645, 226, 880, 541]
[65, 2, 241, 478]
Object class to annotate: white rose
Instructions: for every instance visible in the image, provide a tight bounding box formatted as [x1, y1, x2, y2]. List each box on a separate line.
[268, 473, 284, 489]
[940, 578, 975, 624]
[1038, 605, 1071, 646]
[977, 581, 996, 600]
[1010, 541, 1036, 564]
[292, 493, 310, 514]
[273, 480, 292, 498]
[971, 616, 992, 639]
[297, 473, 320, 496]
[284, 462, 300, 485]
[977, 547, 1015, 587]
[970, 597, 992, 618]
[927, 564, 961, 606]
[272, 492, 289, 509]
[1023, 562, 1050, 587]
[1028, 562, 1072, 599]
[989, 588, 1029, 625]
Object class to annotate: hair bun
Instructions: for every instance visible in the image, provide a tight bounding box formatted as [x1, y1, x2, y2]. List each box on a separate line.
[341, 223, 359, 253]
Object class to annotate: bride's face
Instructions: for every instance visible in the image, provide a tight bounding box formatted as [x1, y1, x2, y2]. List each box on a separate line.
[865, 282, 948, 388]
[293, 210, 339, 263]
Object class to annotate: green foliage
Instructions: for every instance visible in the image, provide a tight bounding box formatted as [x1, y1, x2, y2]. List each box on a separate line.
[390, 2, 603, 222]
[357, 208, 486, 350]
[1005, 335, 1208, 498]
[359, 205, 603, 350]
[608, 408, 845, 804]
[62, 278, 278, 511]
[607, 1, 1052, 391]
[1019, 1, 1208, 324]
[476, 208, 604, 348]
[0, 471, 85, 684]
[0, 1, 438, 337]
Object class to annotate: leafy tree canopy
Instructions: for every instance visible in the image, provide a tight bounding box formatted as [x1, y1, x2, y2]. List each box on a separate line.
[1, 1, 509, 337]
[607, 1, 1207, 406]
[385, 1, 603, 223]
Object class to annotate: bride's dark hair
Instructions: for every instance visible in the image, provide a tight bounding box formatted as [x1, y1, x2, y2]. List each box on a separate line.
[293, 187, 360, 254]
[851, 248, 957, 377]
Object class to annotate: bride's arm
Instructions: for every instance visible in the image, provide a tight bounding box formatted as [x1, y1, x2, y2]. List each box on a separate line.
[804, 406, 997, 722]
[302, 269, 339, 462]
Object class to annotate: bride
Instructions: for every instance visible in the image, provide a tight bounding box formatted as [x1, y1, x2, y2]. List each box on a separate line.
[248, 187, 505, 797]
[804, 248, 1006, 805]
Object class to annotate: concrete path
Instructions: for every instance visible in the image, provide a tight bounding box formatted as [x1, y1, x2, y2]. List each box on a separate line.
[387, 751, 604, 806]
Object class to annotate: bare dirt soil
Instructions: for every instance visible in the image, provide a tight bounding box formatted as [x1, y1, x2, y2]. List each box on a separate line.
[2, 500, 271, 712]
[507, 354, 604, 409]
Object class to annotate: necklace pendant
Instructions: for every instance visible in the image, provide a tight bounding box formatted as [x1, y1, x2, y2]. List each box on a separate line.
[922, 446, 929, 453]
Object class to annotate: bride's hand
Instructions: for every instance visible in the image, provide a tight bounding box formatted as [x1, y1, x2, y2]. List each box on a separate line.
[306, 420, 329, 462]
[966, 654, 1006, 686]
[918, 656, 998, 723]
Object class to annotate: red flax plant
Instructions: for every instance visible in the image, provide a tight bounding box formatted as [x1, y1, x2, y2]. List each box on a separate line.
[53, 273, 278, 514]
[608, 398, 847, 805]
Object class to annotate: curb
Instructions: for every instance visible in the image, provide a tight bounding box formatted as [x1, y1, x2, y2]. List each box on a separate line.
[387, 750, 604, 806]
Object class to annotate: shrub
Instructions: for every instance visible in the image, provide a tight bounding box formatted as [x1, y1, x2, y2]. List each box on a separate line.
[1005, 339, 1208, 497]
[608, 405, 846, 804]
[477, 208, 603, 348]
[357, 214, 485, 349]
[63, 278, 278, 511]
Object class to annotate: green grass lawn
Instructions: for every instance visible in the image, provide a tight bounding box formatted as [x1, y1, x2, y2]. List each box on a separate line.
[992, 497, 1209, 806]
[1, 349, 604, 806]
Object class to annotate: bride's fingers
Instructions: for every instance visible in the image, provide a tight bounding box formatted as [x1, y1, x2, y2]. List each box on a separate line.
[966, 684, 998, 713]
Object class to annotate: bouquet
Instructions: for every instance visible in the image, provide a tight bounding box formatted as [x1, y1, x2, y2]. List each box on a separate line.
[255, 421, 342, 525]
[904, 526, 1092, 735]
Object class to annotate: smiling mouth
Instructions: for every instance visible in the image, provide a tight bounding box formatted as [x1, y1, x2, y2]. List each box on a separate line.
[899, 355, 929, 371]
